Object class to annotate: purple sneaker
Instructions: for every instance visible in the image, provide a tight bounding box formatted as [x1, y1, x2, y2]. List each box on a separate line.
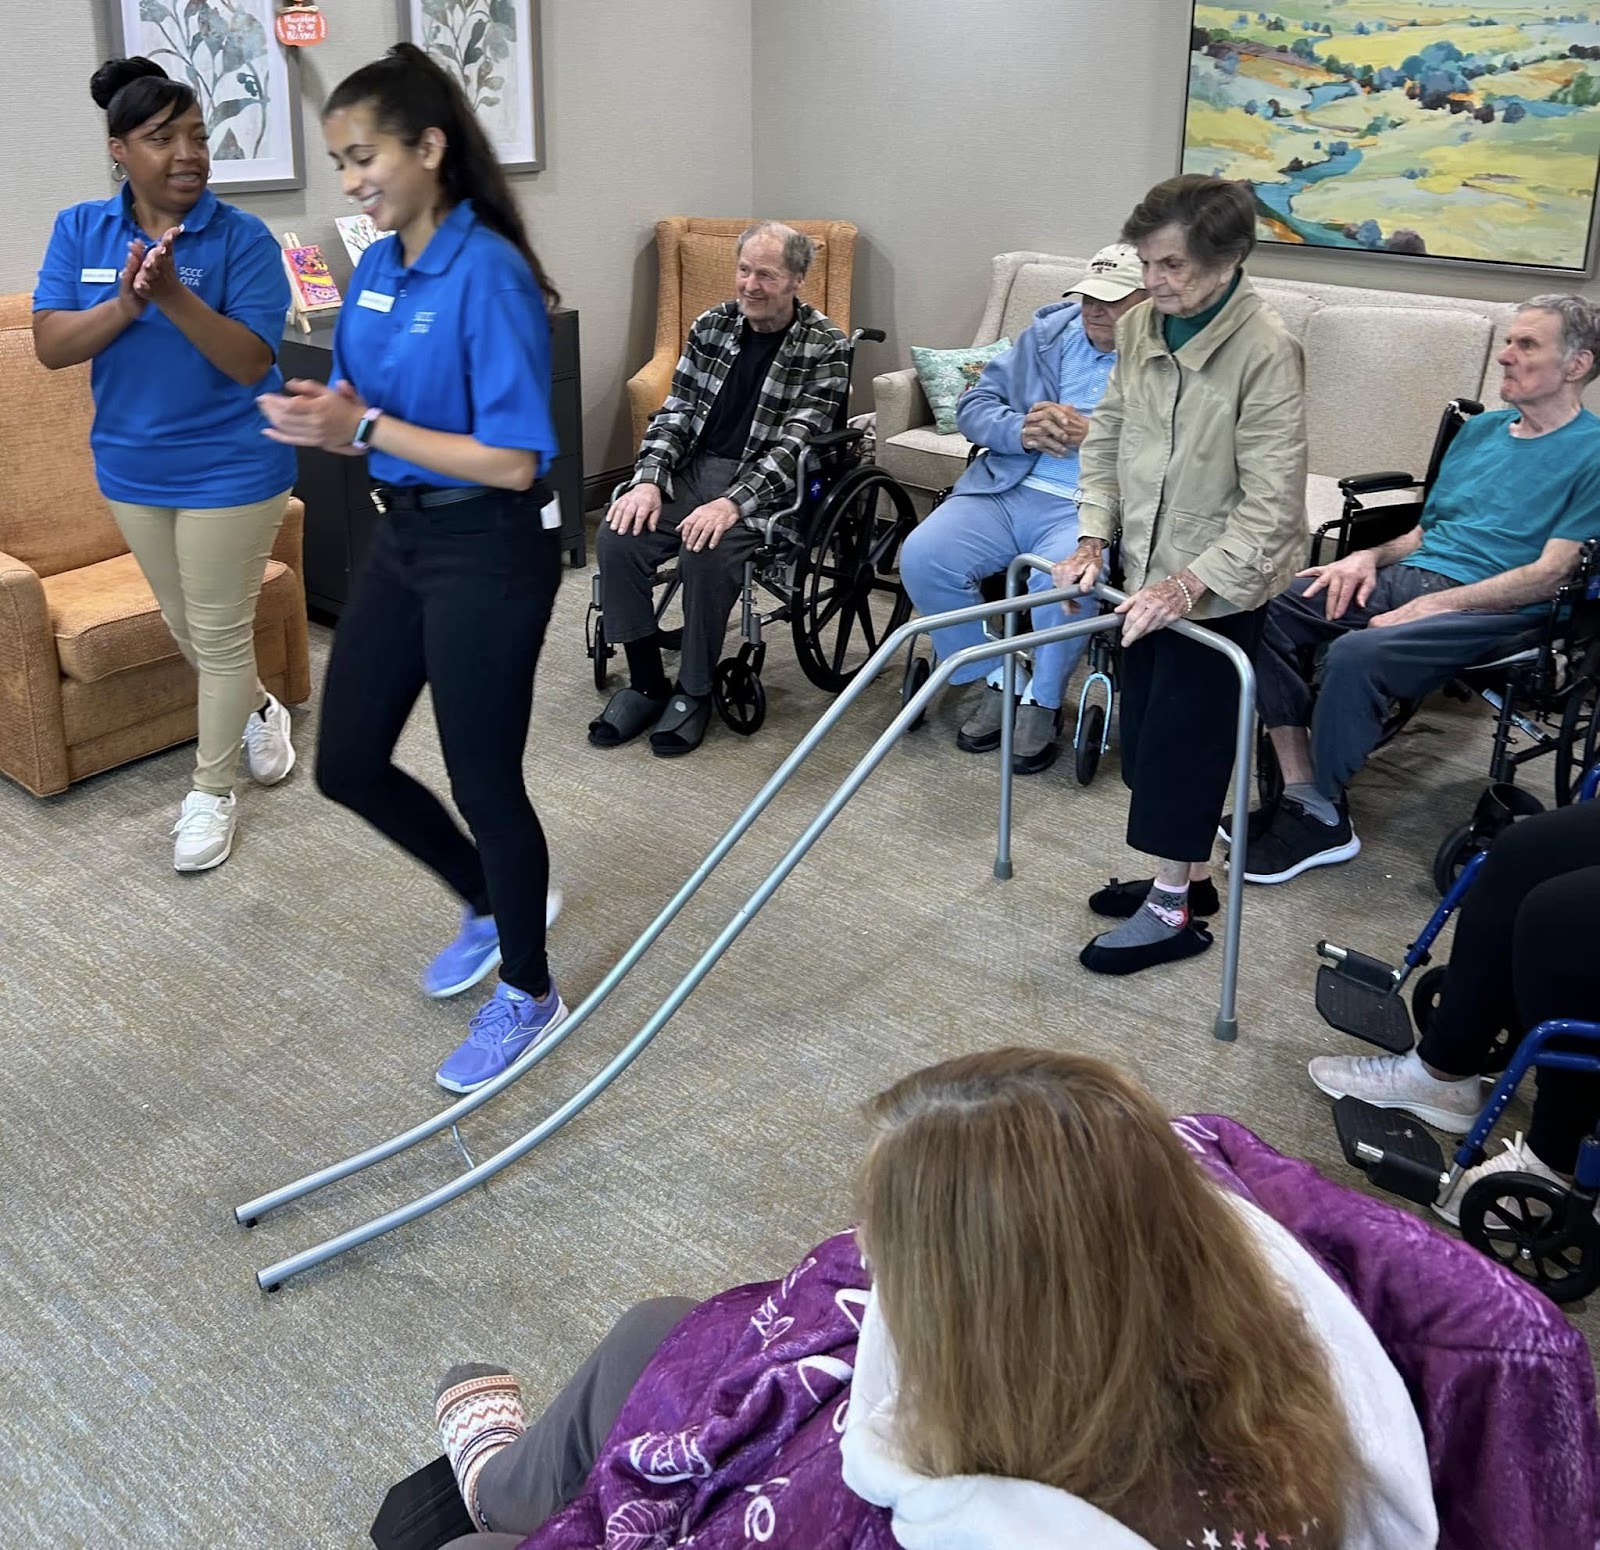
[422, 908, 502, 999]
[435, 981, 568, 1094]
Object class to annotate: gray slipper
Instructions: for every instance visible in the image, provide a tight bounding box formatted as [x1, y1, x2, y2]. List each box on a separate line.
[649, 693, 711, 757]
[588, 687, 668, 747]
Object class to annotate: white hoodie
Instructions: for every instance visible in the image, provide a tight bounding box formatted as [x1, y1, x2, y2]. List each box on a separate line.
[840, 1194, 1438, 1550]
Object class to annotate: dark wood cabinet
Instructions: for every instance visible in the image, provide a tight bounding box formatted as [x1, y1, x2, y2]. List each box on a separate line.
[281, 306, 585, 622]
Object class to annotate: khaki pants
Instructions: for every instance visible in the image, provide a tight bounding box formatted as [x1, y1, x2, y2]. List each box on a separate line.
[108, 490, 292, 795]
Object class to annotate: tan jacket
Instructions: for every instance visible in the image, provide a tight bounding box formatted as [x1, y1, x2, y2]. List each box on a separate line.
[1077, 276, 1307, 618]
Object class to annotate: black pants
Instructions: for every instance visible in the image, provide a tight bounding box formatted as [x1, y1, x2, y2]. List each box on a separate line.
[316, 488, 561, 996]
[1119, 609, 1265, 862]
[1419, 802, 1600, 1173]
[594, 454, 758, 698]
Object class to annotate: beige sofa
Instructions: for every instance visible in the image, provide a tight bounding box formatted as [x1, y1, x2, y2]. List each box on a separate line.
[873, 251, 1590, 531]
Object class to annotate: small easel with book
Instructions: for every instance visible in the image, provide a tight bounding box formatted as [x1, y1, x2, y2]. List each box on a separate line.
[281, 231, 342, 333]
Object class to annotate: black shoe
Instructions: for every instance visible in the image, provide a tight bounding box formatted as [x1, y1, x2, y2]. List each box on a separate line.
[1079, 922, 1214, 976]
[1238, 799, 1360, 884]
[649, 692, 711, 757]
[1217, 798, 1280, 848]
[956, 684, 1013, 754]
[1088, 876, 1221, 919]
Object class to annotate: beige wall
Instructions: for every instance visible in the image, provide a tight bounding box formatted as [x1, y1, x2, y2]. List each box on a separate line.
[1, 1, 754, 472]
[751, 0, 1600, 388]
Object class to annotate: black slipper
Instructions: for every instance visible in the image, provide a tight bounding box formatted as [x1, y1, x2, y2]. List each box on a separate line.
[1078, 922, 1214, 976]
[649, 693, 711, 757]
[1088, 876, 1221, 920]
[588, 686, 669, 748]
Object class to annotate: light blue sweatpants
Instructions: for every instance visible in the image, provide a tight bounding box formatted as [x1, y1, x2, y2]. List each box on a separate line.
[899, 483, 1089, 710]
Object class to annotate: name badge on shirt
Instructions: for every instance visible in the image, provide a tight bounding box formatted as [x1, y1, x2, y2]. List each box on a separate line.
[80, 267, 118, 284]
[357, 289, 395, 313]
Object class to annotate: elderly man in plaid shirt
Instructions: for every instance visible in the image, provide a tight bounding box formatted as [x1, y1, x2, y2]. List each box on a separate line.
[589, 222, 851, 756]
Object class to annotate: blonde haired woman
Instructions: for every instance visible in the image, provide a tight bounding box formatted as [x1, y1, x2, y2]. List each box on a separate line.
[413, 1050, 1434, 1550]
[842, 1049, 1435, 1548]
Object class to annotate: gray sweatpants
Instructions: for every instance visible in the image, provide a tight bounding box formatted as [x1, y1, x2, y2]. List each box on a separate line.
[440, 1296, 697, 1550]
[1255, 565, 1544, 800]
[594, 454, 759, 698]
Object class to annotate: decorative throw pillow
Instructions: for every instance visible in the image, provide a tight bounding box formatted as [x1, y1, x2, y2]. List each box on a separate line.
[910, 338, 1012, 434]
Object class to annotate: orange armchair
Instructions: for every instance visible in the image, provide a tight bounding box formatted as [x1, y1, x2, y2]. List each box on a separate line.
[625, 217, 857, 450]
[0, 293, 310, 797]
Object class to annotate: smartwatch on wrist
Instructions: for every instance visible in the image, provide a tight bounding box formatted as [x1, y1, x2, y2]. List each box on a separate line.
[351, 406, 384, 450]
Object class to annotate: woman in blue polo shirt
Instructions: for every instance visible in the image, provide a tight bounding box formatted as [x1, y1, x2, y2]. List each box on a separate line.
[33, 57, 299, 872]
[257, 44, 564, 1095]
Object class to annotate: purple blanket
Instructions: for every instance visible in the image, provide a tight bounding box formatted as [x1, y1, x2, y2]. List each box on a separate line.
[525, 1116, 1599, 1550]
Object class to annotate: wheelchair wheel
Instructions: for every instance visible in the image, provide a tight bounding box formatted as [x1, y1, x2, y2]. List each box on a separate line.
[590, 611, 610, 693]
[713, 649, 766, 736]
[1432, 825, 1477, 898]
[1458, 1173, 1600, 1304]
[901, 652, 931, 730]
[1555, 676, 1600, 806]
[1075, 702, 1105, 786]
[791, 467, 916, 693]
[1410, 966, 1447, 1036]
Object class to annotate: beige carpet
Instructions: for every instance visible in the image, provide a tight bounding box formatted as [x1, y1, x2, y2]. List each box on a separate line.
[0, 544, 1590, 1548]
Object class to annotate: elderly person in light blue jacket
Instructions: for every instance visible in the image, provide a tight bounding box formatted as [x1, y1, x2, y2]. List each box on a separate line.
[899, 245, 1146, 774]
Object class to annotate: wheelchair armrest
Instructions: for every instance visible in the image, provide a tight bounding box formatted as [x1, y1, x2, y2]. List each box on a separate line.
[1338, 472, 1422, 497]
[807, 426, 865, 454]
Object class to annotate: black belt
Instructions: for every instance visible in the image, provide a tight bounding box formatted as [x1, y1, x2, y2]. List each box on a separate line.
[371, 483, 495, 513]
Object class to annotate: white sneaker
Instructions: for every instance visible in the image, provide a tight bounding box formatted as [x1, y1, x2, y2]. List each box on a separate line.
[173, 791, 237, 872]
[1433, 1131, 1563, 1228]
[1307, 1050, 1481, 1135]
[242, 693, 296, 785]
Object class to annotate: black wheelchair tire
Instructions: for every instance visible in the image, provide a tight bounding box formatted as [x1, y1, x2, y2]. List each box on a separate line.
[1410, 965, 1447, 1035]
[1075, 703, 1105, 787]
[901, 652, 931, 730]
[1556, 675, 1600, 807]
[791, 467, 916, 693]
[1432, 824, 1476, 898]
[591, 613, 609, 693]
[712, 656, 766, 736]
[1458, 1172, 1600, 1304]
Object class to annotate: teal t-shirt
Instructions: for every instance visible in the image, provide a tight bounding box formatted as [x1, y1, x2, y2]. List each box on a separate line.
[1408, 408, 1600, 603]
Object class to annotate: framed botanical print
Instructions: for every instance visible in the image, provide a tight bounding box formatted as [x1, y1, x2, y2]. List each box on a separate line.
[108, 0, 305, 193]
[398, 0, 546, 173]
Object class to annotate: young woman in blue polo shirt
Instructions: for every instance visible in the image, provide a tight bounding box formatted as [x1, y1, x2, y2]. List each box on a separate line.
[33, 58, 299, 872]
[257, 45, 564, 1095]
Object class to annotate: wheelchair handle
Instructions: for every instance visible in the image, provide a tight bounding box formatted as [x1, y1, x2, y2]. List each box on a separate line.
[852, 327, 886, 344]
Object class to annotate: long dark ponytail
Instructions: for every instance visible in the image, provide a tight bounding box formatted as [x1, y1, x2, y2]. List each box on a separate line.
[325, 43, 558, 307]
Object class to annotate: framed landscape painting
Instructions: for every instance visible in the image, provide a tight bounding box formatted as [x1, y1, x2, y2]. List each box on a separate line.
[398, 0, 545, 172]
[109, 0, 304, 192]
[1182, 1, 1600, 271]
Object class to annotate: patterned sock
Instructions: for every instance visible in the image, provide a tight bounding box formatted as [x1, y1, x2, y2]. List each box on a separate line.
[1285, 780, 1339, 826]
[1091, 882, 1190, 949]
[435, 1365, 526, 1531]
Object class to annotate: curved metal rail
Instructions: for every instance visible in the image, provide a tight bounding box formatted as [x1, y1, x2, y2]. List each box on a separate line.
[236, 579, 1255, 1288]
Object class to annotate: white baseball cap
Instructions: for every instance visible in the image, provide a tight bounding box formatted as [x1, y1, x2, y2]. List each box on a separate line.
[1065, 244, 1145, 302]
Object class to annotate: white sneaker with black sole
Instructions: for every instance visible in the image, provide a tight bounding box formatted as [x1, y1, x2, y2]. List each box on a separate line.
[242, 693, 296, 785]
[173, 791, 237, 872]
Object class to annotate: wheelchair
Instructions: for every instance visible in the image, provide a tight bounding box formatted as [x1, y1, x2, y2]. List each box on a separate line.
[1260, 396, 1600, 891]
[1312, 762, 1600, 1303]
[586, 327, 918, 736]
[898, 448, 1118, 785]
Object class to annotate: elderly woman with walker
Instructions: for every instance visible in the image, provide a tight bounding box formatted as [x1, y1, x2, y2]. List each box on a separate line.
[1053, 175, 1309, 975]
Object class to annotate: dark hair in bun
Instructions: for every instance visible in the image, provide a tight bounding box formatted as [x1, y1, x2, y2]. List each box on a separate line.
[91, 57, 197, 139]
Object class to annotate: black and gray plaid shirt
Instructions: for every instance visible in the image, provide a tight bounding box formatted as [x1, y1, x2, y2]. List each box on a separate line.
[629, 300, 851, 524]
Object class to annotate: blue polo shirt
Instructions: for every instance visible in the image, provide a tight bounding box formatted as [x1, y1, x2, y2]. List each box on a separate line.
[1410, 408, 1600, 608]
[34, 186, 295, 506]
[1021, 316, 1116, 499]
[331, 200, 557, 488]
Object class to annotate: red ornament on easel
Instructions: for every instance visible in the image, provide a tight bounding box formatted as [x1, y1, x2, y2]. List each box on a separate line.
[275, 1, 327, 47]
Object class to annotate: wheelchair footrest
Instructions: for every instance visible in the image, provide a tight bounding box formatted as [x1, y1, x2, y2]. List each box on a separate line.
[1331, 1096, 1445, 1206]
[1315, 964, 1414, 1053]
